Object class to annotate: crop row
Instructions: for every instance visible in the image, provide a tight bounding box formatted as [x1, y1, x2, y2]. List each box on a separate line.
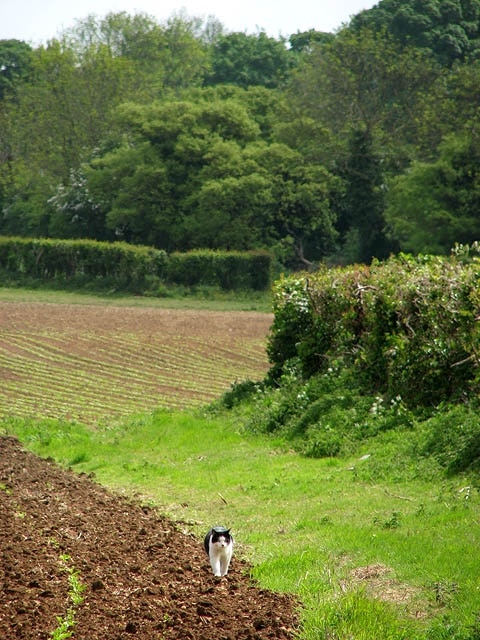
[0, 326, 269, 424]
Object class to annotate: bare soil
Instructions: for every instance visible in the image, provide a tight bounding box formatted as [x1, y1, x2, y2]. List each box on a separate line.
[0, 436, 297, 639]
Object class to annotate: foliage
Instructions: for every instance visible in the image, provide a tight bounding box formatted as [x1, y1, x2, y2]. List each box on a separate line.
[350, 0, 480, 66]
[50, 555, 86, 640]
[0, 39, 33, 99]
[421, 405, 480, 474]
[165, 249, 271, 290]
[337, 127, 397, 263]
[415, 59, 480, 159]
[0, 236, 272, 292]
[0, 4, 479, 267]
[0, 236, 166, 292]
[206, 31, 293, 88]
[385, 133, 480, 254]
[267, 249, 480, 407]
[286, 26, 439, 152]
[73, 92, 338, 262]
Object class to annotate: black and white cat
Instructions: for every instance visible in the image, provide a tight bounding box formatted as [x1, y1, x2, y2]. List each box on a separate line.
[204, 527, 234, 577]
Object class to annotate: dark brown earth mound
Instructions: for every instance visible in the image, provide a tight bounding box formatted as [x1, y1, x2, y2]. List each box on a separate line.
[0, 437, 297, 639]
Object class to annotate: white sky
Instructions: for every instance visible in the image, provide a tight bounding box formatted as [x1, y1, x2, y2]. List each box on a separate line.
[0, 0, 377, 45]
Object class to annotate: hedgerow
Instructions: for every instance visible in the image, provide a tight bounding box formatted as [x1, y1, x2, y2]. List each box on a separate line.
[165, 249, 271, 290]
[0, 237, 272, 292]
[0, 236, 166, 292]
[267, 245, 480, 408]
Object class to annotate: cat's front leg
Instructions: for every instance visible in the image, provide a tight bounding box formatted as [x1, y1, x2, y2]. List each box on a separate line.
[211, 559, 222, 577]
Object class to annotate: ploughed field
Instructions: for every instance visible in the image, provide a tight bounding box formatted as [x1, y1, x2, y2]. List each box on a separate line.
[0, 301, 273, 423]
[0, 436, 297, 639]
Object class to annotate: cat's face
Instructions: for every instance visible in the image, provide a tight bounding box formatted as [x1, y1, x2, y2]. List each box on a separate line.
[211, 529, 232, 547]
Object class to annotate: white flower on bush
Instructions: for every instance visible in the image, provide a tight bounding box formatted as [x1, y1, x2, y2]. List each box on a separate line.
[369, 396, 384, 416]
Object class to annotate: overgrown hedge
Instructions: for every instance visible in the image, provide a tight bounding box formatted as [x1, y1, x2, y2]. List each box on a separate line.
[267, 245, 480, 407]
[0, 237, 272, 292]
[165, 249, 271, 290]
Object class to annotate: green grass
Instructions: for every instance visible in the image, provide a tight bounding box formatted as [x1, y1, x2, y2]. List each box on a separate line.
[4, 411, 480, 640]
[0, 285, 273, 312]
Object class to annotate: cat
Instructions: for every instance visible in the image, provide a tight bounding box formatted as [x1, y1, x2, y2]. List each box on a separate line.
[204, 526, 234, 577]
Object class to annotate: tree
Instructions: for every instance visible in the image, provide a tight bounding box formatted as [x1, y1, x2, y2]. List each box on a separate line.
[350, 0, 480, 66]
[0, 37, 132, 233]
[287, 27, 439, 151]
[385, 133, 480, 254]
[206, 31, 293, 88]
[245, 143, 339, 266]
[47, 167, 109, 240]
[415, 59, 480, 160]
[64, 11, 209, 95]
[66, 90, 338, 261]
[81, 96, 266, 250]
[0, 40, 33, 99]
[338, 128, 396, 263]
[288, 30, 334, 54]
[284, 27, 438, 263]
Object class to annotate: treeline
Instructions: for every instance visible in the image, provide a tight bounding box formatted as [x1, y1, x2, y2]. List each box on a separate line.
[0, 0, 479, 268]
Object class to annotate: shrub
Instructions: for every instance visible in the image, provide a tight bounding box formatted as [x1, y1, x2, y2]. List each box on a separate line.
[267, 248, 480, 408]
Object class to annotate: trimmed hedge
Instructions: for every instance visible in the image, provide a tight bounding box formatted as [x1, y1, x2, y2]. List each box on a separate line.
[0, 237, 272, 292]
[0, 237, 167, 291]
[165, 249, 271, 290]
[268, 246, 480, 407]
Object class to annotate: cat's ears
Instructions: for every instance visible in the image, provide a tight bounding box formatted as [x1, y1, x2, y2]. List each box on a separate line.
[212, 526, 230, 534]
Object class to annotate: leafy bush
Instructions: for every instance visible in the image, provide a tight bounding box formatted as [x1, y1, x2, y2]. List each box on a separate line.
[267, 248, 480, 408]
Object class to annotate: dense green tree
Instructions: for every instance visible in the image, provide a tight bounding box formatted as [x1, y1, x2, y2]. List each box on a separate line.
[206, 31, 293, 88]
[57, 92, 338, 261]
[0, 40, 33, 99]
[2, 5, 479, 265]
[338, 128, 396, 263]
[415, 59, 480, 159]
[47, 167, 109, 240]
[283, 27, 439, 263]
[0, 38, 132, 236]
[286, 27, 439, 152]
[385, 133, 480, 254]
[78, 97, 266, 249]
[64, 11, 209, 95]
[288, 29, 334, 54]
[350, 0, 480, 65]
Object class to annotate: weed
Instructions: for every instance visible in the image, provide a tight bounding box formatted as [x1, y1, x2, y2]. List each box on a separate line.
[50, 555, 86, 640]
[374, 511, 402, 529]
[430, 581, 459, 606]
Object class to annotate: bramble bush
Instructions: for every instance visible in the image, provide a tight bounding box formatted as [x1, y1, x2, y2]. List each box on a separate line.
[267, 246, 480, 407]
[229, 245, 480, 470]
